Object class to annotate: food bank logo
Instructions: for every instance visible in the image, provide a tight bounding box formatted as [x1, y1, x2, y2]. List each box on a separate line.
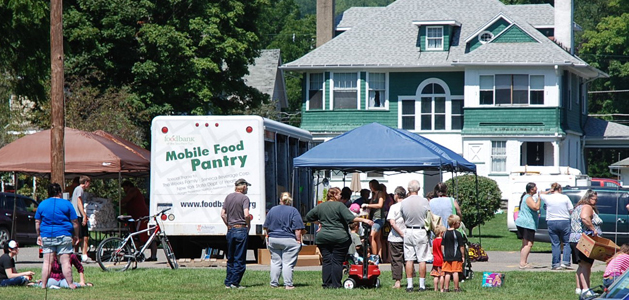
[164, 135, 196, 145]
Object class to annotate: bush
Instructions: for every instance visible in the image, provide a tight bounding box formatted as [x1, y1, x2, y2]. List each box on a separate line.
[446, 175, 502, 236]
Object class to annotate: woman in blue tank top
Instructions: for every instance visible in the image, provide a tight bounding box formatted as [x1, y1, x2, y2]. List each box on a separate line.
[514, 182, 541, 269]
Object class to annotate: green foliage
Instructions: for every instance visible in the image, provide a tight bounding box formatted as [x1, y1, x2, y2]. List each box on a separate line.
[446, 175, 502, 236]
[0, 0, 49, 103]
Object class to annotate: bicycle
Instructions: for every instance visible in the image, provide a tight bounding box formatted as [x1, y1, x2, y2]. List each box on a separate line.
[95, 208, 179, 271]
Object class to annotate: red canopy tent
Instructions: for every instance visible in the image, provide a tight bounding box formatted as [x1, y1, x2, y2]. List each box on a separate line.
[0, 128, 149, 177]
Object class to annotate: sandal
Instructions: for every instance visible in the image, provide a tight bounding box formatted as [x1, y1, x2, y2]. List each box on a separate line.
[518, 263, 532, 269]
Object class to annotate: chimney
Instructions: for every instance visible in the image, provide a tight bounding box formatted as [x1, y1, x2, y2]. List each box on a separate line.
[554, 0, 574, 54]
[316, 0, 335, 47]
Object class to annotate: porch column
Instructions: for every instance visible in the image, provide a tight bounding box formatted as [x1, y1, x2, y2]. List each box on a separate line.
[552, 141, 560, 167]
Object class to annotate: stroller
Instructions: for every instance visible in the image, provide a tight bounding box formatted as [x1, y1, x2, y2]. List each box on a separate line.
[457, 225, 474, 280]
[343, 223, 381, 289]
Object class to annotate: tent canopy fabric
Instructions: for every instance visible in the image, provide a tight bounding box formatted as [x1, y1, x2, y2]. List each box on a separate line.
[293, 123, 476, 173]
[0, 128, 149, 177]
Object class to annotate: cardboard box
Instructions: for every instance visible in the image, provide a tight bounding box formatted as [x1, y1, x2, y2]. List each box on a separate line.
[297, 245, 321, 266]
[258, 248, 271, 265]
[576, 234, 620, 261]
[257, 245, 321, 266]
[482, 272, 505, 287]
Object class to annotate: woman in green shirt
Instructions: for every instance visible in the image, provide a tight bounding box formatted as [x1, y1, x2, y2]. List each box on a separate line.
[305, 187, 373, 288]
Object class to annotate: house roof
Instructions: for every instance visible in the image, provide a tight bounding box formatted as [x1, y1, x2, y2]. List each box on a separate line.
[244, 49, 287, 108]
[283, 0, 601, 77]
[584, 117, 629, 148]
[506, 4, 554, 27]
[335, 7, 385, 31]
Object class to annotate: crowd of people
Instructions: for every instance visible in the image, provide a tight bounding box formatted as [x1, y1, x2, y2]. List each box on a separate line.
[221, 178, 467, 292]
[515, 182, 629, 296]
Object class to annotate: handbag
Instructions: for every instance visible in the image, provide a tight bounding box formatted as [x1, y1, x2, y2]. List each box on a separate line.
[425, 210, 442, 234]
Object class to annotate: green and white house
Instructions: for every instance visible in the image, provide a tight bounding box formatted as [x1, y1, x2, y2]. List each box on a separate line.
[282, 0, 616, 197]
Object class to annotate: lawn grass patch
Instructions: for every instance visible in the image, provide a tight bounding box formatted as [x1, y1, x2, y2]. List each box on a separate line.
[4, 267, 601, 300]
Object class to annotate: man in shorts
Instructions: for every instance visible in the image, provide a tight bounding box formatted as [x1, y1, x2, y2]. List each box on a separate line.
[400, 179, 432, 292]
[71, 175, 92, 263]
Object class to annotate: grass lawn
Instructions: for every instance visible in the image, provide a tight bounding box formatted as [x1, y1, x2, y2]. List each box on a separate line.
[466, 212, 552, 252]
[3, 267, 601, 300]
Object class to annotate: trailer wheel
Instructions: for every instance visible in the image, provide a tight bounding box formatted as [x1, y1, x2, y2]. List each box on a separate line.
[343, 278, 356, 289]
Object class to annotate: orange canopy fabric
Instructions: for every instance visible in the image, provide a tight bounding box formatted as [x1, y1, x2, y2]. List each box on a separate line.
[0, 128, 149, 177]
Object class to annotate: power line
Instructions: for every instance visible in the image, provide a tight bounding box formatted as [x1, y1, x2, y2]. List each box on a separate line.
[588, 89, 629, 94]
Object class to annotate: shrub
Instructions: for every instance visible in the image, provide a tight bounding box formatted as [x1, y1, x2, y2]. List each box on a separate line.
[446, 175, 502, 236]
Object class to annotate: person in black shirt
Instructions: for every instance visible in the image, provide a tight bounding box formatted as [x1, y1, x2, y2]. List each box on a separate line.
[0, 240, 34, 287]
[441, 215, 465, 292]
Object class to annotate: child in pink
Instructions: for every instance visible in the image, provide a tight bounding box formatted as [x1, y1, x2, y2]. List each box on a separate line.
[431, 225, 446, 292]
[603, 244, 629, 288]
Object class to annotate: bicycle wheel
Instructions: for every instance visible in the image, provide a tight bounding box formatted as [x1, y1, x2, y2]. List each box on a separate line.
[160, 235, 179, 269]
[96, 237, 133, 272]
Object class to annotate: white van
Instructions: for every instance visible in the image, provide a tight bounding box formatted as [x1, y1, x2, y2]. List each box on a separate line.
[506, 166, 589, 233]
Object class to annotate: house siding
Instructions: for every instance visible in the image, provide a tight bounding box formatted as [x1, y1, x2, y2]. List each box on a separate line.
[389, 72, 465, 96]
[462, 107, 563, 135]
[492, 25, 536, 43]
[301, 110, 397, 132]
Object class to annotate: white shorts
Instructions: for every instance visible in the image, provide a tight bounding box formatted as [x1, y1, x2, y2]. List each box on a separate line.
[403, 228, 433, 262]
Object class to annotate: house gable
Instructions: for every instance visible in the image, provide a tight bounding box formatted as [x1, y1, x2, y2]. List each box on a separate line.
[492, 24, 537, 43]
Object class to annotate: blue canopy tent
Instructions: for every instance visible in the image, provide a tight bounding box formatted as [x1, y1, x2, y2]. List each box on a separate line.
[293, 122, 482, 244]
[293, 122, 476, 173]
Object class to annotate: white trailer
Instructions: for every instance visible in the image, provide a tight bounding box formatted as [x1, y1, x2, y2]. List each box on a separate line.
[150, 115, 313, 258]
[506, 166, 589, 232]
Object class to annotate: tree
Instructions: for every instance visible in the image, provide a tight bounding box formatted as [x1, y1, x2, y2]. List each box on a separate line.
[62, 0, 270, 120]
[0, 0, 49, 103]
[446, 175, 502, 236]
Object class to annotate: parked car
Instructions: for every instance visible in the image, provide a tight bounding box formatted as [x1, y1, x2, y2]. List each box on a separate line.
[591, 178, 622, 188]
[535, 186, 629, 245]
[0, 193, 39, 248]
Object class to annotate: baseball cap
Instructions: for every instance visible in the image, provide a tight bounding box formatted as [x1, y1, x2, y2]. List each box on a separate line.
[8, 240, 18, 249]
[235, 178, 251, 186]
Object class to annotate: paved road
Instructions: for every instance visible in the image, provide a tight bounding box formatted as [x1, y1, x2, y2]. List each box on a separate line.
[14, 247, 607, 273]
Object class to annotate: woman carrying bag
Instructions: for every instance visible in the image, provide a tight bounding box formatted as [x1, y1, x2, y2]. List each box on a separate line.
[569, 190, 602, 296]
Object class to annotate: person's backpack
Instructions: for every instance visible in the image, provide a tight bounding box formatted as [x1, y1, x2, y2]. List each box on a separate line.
[468, 243, 489, 261]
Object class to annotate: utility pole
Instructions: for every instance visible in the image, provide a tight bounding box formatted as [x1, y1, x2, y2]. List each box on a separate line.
[50, 0, 65, 185]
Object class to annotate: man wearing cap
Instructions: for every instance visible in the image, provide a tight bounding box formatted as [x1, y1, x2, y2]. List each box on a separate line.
[221, 178, 251, 289]
[0, 240, 35, 287]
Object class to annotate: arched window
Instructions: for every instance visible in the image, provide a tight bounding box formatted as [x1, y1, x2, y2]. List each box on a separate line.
[420, 83, 446, 130]
[400, 79, 462, 131]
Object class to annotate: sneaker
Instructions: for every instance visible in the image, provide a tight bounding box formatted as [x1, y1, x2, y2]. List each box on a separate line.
[551, 266, 562, 270]
[285, 286, 295, 290]
[230, 284, 246, 289]
[575, 288, 582, 295]
[406, 287, 414, 293]
[145, 257, 158, 262]
[418, 287, 427, 292]
[49, 285, 61, 290]
[582, 290, 595, 297]
[561, 264, 573, 270]
[82, 257, 95, 264]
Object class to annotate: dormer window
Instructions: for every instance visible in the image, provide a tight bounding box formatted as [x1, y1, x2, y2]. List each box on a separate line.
[479, 31, 494, 44]
[426, 26, 444, 50]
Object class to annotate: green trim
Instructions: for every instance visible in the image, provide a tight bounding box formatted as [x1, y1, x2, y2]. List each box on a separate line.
[488, 173, 509, 177]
